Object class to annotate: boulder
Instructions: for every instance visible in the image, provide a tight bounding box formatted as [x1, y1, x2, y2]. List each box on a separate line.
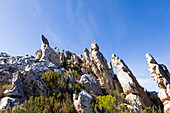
[73, 90, 93, 113]
[112, 54, 153, 108]
[0, 97, 23, 109]
[146, 53, 170, 113]
[121, 103, 140, 113]
[79, 74, 102, 95]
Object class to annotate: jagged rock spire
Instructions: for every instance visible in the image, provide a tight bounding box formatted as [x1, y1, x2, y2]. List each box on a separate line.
[41, 35, 49, 47]
[89, 41, 122, 90]
[112, 54, 153, 108]
[35, 35, 61, 67]
[146, 53, 170, 113]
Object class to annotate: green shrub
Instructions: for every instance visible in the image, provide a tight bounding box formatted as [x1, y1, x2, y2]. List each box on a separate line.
[10, 93, 76, 113]
[41, 71, 69, 94]
[95, 94, 136, 113]
[97, 95, 116, 111]
[145, 105, 162, 113]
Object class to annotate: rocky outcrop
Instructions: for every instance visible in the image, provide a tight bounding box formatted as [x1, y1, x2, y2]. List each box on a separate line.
[79, 74, 102, 95]
[35, 49, 42, 60]
[73, 90, 93, 113]
[0, 54, 63, 109]
[146, 53, 170, 113]
[0, 52, 10, 57]
[112, 54, 153, 108]
[35, 35, 61, 67]
[83, 48, 91, 72]
[0, 97, 23, 109]
[90, 41, 122, 90]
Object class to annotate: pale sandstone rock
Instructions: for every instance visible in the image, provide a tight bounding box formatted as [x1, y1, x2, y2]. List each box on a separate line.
[73, 90, 93, 113]
[121, 103, 140, 113]
[146, 53, 170, 113]
[90, 41, 122, 90]
[0, 52, 10, 57]
[79, 74, 102, 95]
[65, 50, 72, 60]
[83, 48, 91, 72]
[112, 54, 153, 108]
[0, 54, 61, 109]
[0, 97, 23, 109]
[60, 50, 65, 65]
[40, 35, 61, 67]
[35, 49, 42, 60]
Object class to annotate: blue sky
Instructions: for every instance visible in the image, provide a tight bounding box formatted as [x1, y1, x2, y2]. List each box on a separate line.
[1, 0, 170, 91]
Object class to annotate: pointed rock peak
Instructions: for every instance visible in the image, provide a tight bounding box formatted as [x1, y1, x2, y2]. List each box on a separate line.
[41, 35, 49, 46]
[146, 53, 157, 64]
[90, 40, 99, 51]
[112, 54, 122, 63]
[84, 48, 89, 53]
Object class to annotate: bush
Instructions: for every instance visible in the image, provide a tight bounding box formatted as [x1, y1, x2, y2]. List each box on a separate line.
[10, 93, 76, 113]
[41, 71, 69, 94]
[95, 94, 136, 113]
[1, 72, 77, 113]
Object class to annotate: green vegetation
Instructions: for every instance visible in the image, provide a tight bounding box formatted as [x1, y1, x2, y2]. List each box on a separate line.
[0, 72, 163, 113]
[145, 105, 162, 113]
[0, 81, 11, 99]
[41, 71, 69, 94]
[0, 93, 76, 113]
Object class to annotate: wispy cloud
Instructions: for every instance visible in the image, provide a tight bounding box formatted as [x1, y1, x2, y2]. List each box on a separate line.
[137, 78, 160, 91]
[27, 1, 42, 17]
[66, 1, 98, 45]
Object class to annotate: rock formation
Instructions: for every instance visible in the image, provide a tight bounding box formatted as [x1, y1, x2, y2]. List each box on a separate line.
[35, 35, 61, 67]
[83, 48, 91, 72]
[112, 54, 153, 108]
[90, 41, 122, 90]
[146, 53, 170, 113]
[79, 74, 102, 95]
[0, 54, 63, 109]
[1, 35, 169, 112]
[73, 90, 93, 113]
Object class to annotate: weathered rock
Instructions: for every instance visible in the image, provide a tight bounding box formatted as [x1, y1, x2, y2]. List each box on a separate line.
[112, 54, 153, 108]
[83, 48, 91, 72]
[40, 35, 61, 67]
[79, 74, 102, 95]
[146, 53, 170, 113]
[0, 97, 23, 109]
[35, 49, 42, 60]
[147, 91, 163, 109]
[90, 41, 122, 90]
[4, 71, 47, 100]
[0, 52, 10, 57]
[60, 50, 65, 65]
[65, 50, 72, 60]
[73, 90, 93, 113]
[121, 103, 140, 113]
[0, 53, 64, 109]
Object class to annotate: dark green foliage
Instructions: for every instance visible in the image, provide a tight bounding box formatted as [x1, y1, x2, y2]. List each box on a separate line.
[7, 93, 76, 113]
[95, 95, 136, 113]
[42, 71, 69, 94]
[0, 72, 77, 113]
[145, 105, 162, 113]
